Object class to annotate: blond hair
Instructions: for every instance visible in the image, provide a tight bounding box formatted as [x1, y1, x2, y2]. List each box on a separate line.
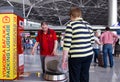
[69, 7, 82, 18]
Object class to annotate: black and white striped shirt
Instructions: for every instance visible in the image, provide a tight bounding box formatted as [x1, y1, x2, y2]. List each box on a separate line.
[63, 18, 94, 58]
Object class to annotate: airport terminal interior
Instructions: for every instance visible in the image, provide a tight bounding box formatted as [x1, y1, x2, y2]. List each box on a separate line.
[1, 49, 120, 82]
[0, 0, 120, 82]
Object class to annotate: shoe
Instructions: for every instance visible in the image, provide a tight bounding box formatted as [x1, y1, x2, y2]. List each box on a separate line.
[104, 66, 107, 68]
[110, 66, 113, 68]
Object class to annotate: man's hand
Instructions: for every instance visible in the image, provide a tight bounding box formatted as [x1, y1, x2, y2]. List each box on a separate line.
[62, 61, 68, 70]
[62, 50, 68, 69]
[31, 42, 39, 55]
[112, 44, 115, 47]
[31, 49, 35, 55]
[51, 50, 57, 56]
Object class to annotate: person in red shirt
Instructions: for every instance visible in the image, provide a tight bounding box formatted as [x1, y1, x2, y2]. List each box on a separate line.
[31, 21, 58, 73]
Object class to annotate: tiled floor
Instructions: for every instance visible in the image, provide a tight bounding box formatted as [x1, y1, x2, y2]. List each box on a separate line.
[0, 49, 120, 82]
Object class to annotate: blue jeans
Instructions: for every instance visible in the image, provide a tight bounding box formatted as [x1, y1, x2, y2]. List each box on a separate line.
[93, 49, 99, 63]
[103, 44, 113, 68]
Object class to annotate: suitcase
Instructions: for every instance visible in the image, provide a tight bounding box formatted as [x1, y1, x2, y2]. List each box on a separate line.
[98, 53, 104, 67]
[114, 39, 120, 57]
[115, 45, 120, 57]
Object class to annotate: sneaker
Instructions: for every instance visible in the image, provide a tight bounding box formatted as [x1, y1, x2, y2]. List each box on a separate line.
[110, 66, 113, 68]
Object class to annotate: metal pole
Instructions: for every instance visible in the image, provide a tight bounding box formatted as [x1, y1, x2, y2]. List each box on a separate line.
[64, 20, 71, 26]
[58, 16, 62, 26]
[80, 0, 83, 6]
[6, 0, 14, 7]
[22, 0, 25, 18]
[53, 0, 63, 25]
[108, 0, 118, 26]
[26, 5, 34, 18]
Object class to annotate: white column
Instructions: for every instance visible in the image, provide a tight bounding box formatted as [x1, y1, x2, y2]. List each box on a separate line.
[108, 0, 117, 26]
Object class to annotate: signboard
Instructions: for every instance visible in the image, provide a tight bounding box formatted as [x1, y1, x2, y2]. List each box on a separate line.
[17, 15, 24, 75]
[0, 14, 17, 80]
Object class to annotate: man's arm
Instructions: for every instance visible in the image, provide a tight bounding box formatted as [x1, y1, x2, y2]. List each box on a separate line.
[62, 24, 72, 69]
[31, 42, 39, 55]
[100, 34, 103, 45]
[62, 50, 69, 70]
[63, 50, 68, 62]
[113, 33, 118, 45]
[90, 27, 95, 44]
[95, 38, 101, 45]
[52, 40, 58, 55]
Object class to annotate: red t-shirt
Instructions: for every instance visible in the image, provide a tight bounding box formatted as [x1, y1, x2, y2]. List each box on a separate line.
[36, 29, 57, 56]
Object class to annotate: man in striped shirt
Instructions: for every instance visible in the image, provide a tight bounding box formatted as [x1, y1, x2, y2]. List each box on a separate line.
[62, 7, 94, 82]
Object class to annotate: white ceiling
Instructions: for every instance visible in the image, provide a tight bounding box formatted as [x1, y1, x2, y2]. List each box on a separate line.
[0, 0, 120, 26]
[9, 0, 31, 5]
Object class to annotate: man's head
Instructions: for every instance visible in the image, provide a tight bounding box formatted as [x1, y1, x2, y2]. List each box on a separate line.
[69, 7, 82, 20]
[41, 21, 49, 33]
[95, 31, 99, 37]
[105, 26, 110, 31]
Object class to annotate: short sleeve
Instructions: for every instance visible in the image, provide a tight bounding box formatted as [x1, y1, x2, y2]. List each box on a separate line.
[52, 30, 57, 40]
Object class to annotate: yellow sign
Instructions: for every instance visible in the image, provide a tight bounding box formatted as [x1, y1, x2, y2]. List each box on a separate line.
[0, 14, 17, 80]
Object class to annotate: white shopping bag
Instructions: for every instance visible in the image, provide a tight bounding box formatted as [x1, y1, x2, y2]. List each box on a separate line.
[24, 54, 42, 72]
[45, 55, 68, 74]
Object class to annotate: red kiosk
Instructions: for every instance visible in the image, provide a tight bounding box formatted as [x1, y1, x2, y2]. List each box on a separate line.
[0, 6, 24, 80]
